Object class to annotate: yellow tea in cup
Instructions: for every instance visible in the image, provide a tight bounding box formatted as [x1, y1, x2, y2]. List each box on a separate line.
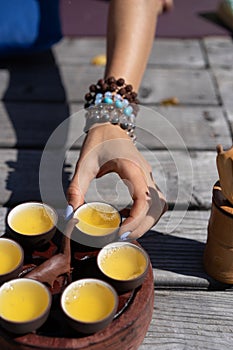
[98, 242, 148, 280]
[74, 202, 121, 236]
[99, 244, 147, 280]
[8, 202, 56, 235]
[0, 278, 51, 323]
[0, 239, 23, 276]
[62, 279, 117, 323]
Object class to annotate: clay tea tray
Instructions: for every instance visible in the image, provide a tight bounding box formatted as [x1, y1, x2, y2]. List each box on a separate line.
[0, 232, 154, 350]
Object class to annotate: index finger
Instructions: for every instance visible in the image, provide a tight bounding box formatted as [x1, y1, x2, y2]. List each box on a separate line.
[117, 162, 152, 236]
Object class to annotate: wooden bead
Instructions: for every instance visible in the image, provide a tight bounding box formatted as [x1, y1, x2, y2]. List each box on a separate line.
[107, 76, 116, 84]
[97, 79, 105, 87]
[84, 102, 91, 108]
[118, 88, 126, 96]
[124, 93, 132, 101]
[117, 78, 125, 86]
[101, 83, 108, 92]
[89, 84, 96, 92]
[109, 83, 117, 92]
[85, 93, 92, 101]
[125, 84, 133, 92]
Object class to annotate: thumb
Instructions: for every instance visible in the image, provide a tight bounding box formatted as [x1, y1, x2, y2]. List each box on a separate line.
[66, 166, 96, 211]
[66, 183, 85, 211]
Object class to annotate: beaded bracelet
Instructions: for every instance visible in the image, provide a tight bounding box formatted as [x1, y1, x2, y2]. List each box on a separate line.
[84, 77, 139, 142]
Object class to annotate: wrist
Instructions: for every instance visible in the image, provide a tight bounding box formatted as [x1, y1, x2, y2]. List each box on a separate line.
[87, 122, 130, 141]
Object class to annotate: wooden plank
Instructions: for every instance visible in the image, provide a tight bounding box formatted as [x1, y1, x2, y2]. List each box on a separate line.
[204, 36, 233, 68]
[140, 290, 233, 350]
[0, 64, 218, 105]
[0, 63, 67, 103]
[0, 103, 230, 150]
[139, 210, 220, 289]
[61, 66, 219, 105]
[148, 39, 205, 67]
[0, 149, 217, 208]
[0, 150, 42, 206]
[0, 208, 7, 237]
[0, 49, 61, 66]
[140, 68, 219, 105]
[59, 65, 103, 103]
[53, 37, 107, 65]
[135, 106, 231, 150]
[224, 106, 233, 136]
[0, 102, 72, 148]
[212, 68, 233, 108]
[0, 70, 10, 100]
[65, 150, 217, 209]
[53, 38, 206, 68]
[66, 104, 232, 151]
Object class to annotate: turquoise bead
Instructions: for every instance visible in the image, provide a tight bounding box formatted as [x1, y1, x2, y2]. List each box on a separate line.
[123, 106, 133, 116]
[96, 93, 103, 99]
[115, 100, 123, 108]
[95, 98, 102, 105]
[114, 94, 121, 100]
[103, 97, 113, 104]
[104, 91, 112, 98]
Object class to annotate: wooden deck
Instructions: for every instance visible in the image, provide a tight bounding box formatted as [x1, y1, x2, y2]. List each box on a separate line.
[0, 36, 233, 349]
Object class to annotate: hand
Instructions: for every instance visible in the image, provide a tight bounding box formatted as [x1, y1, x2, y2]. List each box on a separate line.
[66, 123, 167, 239]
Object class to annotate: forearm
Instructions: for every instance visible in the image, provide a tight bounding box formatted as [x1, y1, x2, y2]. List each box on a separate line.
[105, 0, 161, 90]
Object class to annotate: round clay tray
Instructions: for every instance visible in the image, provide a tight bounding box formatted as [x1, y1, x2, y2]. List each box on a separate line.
[0, 238, 154, 350]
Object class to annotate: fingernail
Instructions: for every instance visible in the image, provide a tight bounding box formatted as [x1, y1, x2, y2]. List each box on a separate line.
[65, 205, 74, 221]
[119, 231, 132, 241]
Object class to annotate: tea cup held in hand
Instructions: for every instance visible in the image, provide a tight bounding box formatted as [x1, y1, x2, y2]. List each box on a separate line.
[73, 202, 121, 248]
[7, 202, 58, 248]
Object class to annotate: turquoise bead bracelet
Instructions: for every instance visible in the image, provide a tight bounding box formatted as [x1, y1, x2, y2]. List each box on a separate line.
[84, 77, 139, 142]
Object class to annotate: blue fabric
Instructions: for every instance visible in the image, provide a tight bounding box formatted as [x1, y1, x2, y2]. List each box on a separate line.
[0, 0, 62, 56]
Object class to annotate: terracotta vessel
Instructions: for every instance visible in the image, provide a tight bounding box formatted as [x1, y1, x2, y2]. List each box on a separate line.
[203, 181, 233, 284]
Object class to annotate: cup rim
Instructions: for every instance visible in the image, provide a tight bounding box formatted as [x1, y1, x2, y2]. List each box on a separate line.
[73, 202, 121, 237]
[97, 242, 149, 282]
[7, 201, 58, 236]
[61, 278, 118, 325]
[0, 238, 24, 276]
[0, 278, 52, 324]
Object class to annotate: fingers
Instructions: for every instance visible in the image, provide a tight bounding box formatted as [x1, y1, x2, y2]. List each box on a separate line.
[117, 161, 152, 236]
[119, 195, 151, 236]
[67, 173, 92, 211]
[128, 197, 167, 239]
[66, 182, 85, 211]
[66, 164, 97, 211]
[119, 186, 167, 240]
[66, 136, 100, 210]
[66, 126, 167, 239]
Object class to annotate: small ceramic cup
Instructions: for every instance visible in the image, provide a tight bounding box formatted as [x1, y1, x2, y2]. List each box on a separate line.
[0, 278, 52, 334]
[61, 278, 118, 334]
[97, 242, 149, 292]
[0, 238, 24, 285]
[73, 202, 121, 248]
[7, 202, 58, 248]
